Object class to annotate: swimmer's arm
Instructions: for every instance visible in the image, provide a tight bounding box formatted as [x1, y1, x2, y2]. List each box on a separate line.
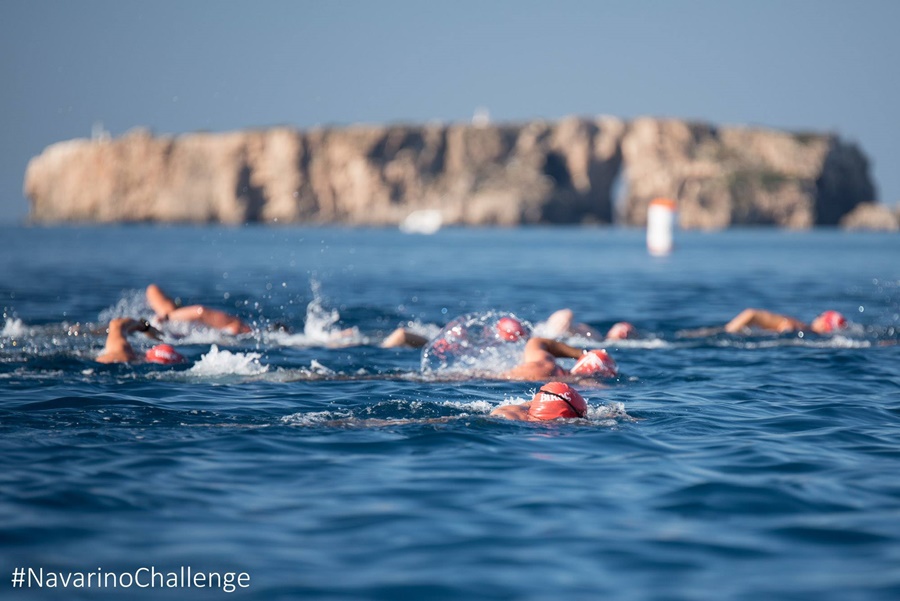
[96, 318, 144, 363]
[528, 338, 586, 360]
[381, 328, 429, 349]
[490, 403, 531, 421]
[725, 309, 802, 333]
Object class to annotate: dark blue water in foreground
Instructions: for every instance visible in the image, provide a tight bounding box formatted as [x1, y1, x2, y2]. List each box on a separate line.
[1, 225, 899, 600]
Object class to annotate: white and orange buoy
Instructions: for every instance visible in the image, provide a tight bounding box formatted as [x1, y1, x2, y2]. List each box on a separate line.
[646, 197, 677, 256]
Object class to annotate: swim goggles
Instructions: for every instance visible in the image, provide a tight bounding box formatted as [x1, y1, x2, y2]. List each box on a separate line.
[538, 388, 586, 418]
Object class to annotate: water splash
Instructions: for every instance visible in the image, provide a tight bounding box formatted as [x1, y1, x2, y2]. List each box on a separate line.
[263, 279, 367, 347]
[1, 318, 26, 338]
[98, 289, 149, 323]
[421, 310, 531, 375]
[189, 345, 268, 376]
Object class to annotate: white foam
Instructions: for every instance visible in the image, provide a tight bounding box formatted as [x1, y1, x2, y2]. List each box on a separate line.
[496, 394, 531, 407]
[189, 344, 268, 376]
[588, 401, 628, 419]
[601, 337, 670, 349]
[262, 328, 368, 348]
[281, 410, 350, 425]
[720, 336, 872, 350]
[808, 335, 872, 349]
[440, 399, 495, 414]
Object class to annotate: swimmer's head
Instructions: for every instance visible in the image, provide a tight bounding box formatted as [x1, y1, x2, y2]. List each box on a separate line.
[811, 310, 847, 334]
[528, 382, 587, 420]
[606, 322, 637, 340]
[145, 344, 186, 365]
[570, 349, 618, 378]
[496, 316, 528, 342]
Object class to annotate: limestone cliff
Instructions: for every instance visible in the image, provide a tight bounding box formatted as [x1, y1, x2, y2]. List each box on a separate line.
[620, 118, 874, 228]
[24, 116, 875, 228]
[840, 202, 900, 231]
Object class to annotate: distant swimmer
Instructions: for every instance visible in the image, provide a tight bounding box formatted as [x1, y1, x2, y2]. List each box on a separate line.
[96, 317, 186, 365]
[146, 284, 252, 335]
[605, 321, 638, 340]
[541, 309, 639, 341]
[724, 308, 847, 335]
[382, 310, 636, 349]
[502, 337, 618, 381]
[490, 382, 588, 421]
[382, 313, 529, 349]
[677, 308, 849, 338]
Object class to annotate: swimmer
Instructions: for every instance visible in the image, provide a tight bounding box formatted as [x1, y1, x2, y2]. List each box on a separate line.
[312, 382, 589, 426]
[605, 321, 639, 340]
[146, 284, 252, 335]
[96, 317, 185, 365]
[382, 313, 527, 349]
[502, 337, 618, 381]
[724, 308, 847, 335]
[382, 311, 635, 349]
[541, 309, 638, 341]
[490, 381, 588, 421]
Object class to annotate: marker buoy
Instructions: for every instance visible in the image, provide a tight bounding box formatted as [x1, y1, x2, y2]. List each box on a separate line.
[647, 197, 677, 256]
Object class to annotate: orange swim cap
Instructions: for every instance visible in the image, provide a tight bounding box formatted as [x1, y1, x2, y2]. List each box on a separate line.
[570, 349, 618, 378]
[814, 310, 847, 333]
[606, 322, 637, 340]
[528, 382, 587, 420]
[496, 316, 527, 342]
[145, 344, 185, 365]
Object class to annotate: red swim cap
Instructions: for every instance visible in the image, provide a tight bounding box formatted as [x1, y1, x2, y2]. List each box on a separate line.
[528, 382, 587, 420]
[813, 310, 847, 333]
[497, 316, 528, 342]
[606, 322, 637, 340]
[145, 344, 185, 365]
[496, 316, 527, 342]
[570, 349, 618, 378]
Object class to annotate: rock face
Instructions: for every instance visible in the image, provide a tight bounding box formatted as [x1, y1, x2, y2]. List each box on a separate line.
[620, 118, 875, 228]
[840, 202, 900, 231]
[24, 117, 876, 228]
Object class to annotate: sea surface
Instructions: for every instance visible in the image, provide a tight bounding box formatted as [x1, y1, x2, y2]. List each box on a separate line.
[1, 225, 899, 601]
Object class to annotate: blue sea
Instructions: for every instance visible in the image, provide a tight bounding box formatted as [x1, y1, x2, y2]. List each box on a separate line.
[1, 225, 899, 601]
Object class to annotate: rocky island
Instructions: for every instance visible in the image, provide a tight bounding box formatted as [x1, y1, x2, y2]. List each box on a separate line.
[24, 116, 879, 228]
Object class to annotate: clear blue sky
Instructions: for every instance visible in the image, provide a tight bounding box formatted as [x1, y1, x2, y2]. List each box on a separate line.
[2, 0, 898, 224]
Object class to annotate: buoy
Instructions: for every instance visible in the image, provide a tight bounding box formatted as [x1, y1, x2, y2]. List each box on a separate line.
[647, 197, 677, 256]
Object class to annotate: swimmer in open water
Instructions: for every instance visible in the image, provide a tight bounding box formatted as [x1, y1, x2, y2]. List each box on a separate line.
[490, 381, 588, 421]
[146, 284, 252, 335]
[678, 308, 848, 338]
[503, 336, 618, 381]
[381, 309, 637, 349]
[541, 309, 639, 341]
[96, 317, 186, 365]
[724, 308, 847, 335]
